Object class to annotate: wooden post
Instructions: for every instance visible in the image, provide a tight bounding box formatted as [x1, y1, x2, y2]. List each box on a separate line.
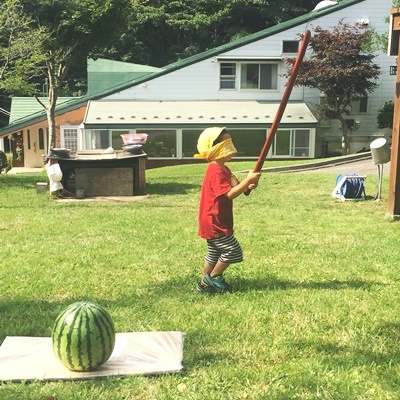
[387, 8, 400, 220]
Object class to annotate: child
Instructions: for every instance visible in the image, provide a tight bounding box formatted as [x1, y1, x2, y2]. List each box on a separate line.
[194, 127, 261, 293]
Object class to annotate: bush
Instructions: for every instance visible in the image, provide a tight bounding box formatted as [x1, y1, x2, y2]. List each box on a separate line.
[377, 101, 394, 129]
[0, 150, 8, 173]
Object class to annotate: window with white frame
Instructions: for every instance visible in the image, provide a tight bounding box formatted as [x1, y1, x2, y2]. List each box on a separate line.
[272, 128, 311, 157]
[350, 96, 368, 113]
[220, 63, 236, 89]
[85, 128, 178, 157]
[86, 129, 134, 150]
[140, 129, 177, 158]
[220, 62, 278, 90]
[61, 126, 79, 151]
[182, 128, 268, 158]
[86, 129, 109, 149]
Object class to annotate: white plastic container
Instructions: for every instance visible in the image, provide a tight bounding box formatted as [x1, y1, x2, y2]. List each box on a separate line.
[370, 137, 391, 165]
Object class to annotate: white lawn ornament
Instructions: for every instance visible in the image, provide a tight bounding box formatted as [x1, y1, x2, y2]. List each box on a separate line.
[47, 163, 64, 193]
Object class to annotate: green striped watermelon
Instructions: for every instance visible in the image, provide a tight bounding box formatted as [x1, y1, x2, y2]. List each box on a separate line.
[52, 301, 116, 372]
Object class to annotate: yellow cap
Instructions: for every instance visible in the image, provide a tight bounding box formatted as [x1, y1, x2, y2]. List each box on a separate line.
[196, 127, 227, 154]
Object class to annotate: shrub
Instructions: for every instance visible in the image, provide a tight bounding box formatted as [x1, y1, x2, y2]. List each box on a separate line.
[377, 101, 394, 129]
[0, 150, 8, 173]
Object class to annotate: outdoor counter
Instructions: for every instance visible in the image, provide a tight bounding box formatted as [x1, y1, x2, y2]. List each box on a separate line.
[57, 151, 146, 197]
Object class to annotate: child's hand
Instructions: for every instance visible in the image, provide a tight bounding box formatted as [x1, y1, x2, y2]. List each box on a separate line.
[248, 183, 258, 190]
[247, 171, 261, 185]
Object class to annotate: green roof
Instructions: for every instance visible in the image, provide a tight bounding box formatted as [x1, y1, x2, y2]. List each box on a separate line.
[8, 97, 78, 124]
[0, 0, 365, 137]
[87, 58, 162, 96]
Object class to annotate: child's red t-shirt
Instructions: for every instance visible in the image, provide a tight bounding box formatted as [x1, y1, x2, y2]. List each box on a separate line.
[198, 162, 234, 239]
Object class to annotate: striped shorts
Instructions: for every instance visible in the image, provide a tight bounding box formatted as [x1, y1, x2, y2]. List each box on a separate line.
[205, 235, 243, 265]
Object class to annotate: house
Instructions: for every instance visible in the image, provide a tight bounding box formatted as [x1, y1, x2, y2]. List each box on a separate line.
[0, 0, 394, 170]
[2, 97, 86, 168]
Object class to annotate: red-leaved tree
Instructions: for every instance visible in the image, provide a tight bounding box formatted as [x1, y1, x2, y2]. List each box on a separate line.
[284, 20, 381, 155]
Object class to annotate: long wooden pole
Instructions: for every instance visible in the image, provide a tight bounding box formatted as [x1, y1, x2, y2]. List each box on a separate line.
[256, 29, 311, 172]
[246, 29, 311, 195]
[244, 29, 311, 196]
[387, 23, 400, 219]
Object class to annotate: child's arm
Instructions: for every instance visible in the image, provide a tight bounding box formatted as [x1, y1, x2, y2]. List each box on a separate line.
[226, 171, 261, 200]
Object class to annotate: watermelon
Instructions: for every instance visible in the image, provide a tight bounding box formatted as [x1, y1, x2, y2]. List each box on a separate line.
[52, 301, 116, 372]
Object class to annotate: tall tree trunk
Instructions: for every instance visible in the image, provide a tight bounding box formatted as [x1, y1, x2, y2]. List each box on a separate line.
[46, 100, 57, 150]
[339, 116, 349, 155]
[46, 61, 58, 150]
[44, 57, 71, 150]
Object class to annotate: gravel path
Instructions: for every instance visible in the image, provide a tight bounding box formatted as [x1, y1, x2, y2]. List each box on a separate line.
[302, 159, 390, 175]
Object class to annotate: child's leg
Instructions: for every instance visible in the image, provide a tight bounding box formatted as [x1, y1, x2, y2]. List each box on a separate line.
[202, 260, 230, 279]
[209, 260, 230, 277]
[202, 261, 215, 279]
[203, 235, 242, 276]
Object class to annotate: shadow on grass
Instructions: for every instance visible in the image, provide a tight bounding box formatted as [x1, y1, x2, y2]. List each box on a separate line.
[143, 273, 381, 300]
[146, 182, 199, 195]
[292, 322, 400, 392]
[0, 297, 125, 343]
[233, 276, 381, 292]
[0, 173, 45, 189]
[0, 299, 64, 341]
[184, 348, 233, 370]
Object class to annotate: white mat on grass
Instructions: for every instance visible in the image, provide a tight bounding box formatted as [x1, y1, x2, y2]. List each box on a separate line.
[0, 331, 184, 382]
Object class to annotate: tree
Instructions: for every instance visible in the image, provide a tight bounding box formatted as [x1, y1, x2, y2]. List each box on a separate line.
[0, 0, 130, 149]
[377, 101, 394, 130]
[2, 0, 324, 105]
[0, 0, 48, 129]
[97, 0, 322, 67]
[284, 20, 381, 155]
[0, 0, 46, 95]
[0, 149, 8, 172]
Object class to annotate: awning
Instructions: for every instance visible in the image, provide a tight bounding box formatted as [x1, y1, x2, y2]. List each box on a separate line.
[83, 100, 318, 129]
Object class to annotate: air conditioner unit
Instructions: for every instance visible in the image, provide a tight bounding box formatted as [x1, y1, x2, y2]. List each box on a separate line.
[338, 119, 355, 129]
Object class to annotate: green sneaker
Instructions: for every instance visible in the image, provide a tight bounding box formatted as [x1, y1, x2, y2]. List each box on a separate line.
[203, 274, 233, 292]
[196, 279, 216, 294]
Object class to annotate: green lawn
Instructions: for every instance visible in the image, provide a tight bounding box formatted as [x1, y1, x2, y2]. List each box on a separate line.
[0, 162, 399, 399]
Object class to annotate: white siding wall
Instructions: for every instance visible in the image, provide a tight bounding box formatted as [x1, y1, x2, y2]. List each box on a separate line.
[105, 0, 394, 154]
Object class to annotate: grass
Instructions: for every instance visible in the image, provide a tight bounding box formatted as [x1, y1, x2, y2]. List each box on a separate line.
[1, 161, 400, 399]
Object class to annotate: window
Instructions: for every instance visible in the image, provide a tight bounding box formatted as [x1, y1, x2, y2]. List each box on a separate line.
[38, 128, 45, 150]
[220, 63, 236, 89]
[283, 41, 299, 54]
[182, 130, 202, 157]
[184, 129, 266, 157]
[111, 130, 131, 149]
[272, 129, 311, 157]
[350, 96, 368, 113]
[220, 62, 278, 90]
[61, 126, 79, 151]
[241, 64, 259, 89]
[85, 129, 177, 156]
[229, 129, 266, 157]
[141, 130, 177, 157]
[240, 63, 278, 90]
[87, 129, 109, 149]
[273, 129, 291, 156]
[293, 130, 310, 157]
